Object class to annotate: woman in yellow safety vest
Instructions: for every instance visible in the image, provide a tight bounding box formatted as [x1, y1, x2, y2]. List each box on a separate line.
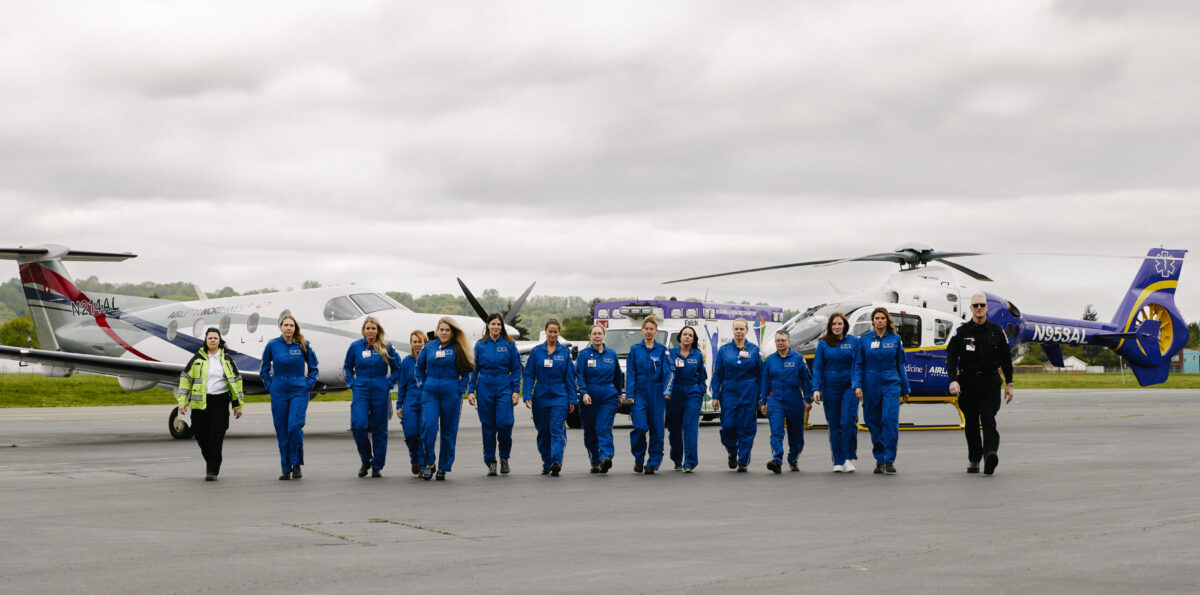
[176, 327, 246, 481]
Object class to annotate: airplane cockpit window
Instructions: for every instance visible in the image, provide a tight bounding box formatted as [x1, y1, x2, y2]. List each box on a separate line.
[324, 296, 363, 321]
[380, 294, 412, 312]
[350, 293, 394, 314]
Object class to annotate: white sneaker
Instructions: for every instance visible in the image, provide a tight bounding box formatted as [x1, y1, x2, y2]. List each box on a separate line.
[833, 464, 843, 473]
[844, 461, 856, 473]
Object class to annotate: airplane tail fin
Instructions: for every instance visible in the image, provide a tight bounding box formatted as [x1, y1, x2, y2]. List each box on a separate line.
[1108, 248, 1188, 385]
[0, 244, 136, 350]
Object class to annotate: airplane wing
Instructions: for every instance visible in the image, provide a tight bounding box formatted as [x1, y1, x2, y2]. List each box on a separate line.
[0, 346, 266, 392]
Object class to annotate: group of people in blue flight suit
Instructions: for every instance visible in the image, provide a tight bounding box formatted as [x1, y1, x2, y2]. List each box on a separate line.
[252, 307, 914, 481]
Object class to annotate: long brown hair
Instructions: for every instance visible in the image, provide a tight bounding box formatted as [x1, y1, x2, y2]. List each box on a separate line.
[280, 314, 307, 355]
[437, 317, 475, 373]
[869, 307, 895, 335]
[485, 312, 513, 344]
[821, 312, 850, 347]
[361, 316, 391, 365]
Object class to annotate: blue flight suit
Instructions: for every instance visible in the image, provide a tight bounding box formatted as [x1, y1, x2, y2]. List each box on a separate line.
[664, 346, 707, 470]
[260, 337, 319, 474]
[813, 335, 861, 466]
[344, 339, 402, 471]
[396, 354, 423, 467]
[761, 349, 813, 466]
[854, 331, 911, 466]
[576, 343, 623, 465]
[416, 338, 469, 473]
[626, 341, 670, 470]
[523, 342, 578, 470]
[469, 337, 522, 467]
[711, 341, 763, 467]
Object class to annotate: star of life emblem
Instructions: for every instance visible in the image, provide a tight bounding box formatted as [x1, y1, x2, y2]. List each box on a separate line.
[1154, 251, 1176, 278]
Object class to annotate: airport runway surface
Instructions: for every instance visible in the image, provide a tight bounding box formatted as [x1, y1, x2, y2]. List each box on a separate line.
[1, 389, 1198, 594]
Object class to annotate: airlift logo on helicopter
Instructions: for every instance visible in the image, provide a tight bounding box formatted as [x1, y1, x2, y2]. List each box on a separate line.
[666, 242, 1190, 427]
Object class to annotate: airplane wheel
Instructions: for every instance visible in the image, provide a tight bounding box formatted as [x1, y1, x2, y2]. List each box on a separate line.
[566, 408, 582, 429]
[169, 407, 193, 440]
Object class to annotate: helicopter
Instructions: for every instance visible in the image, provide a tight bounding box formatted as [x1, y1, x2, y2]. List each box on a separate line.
[665, 242, 1189, 428]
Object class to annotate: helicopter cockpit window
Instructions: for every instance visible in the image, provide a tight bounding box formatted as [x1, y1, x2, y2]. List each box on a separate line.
[350, 293, 394, 314]
[934, 319, 954, 345]
[894, 314, 921, 348]
[324, 296, 363, 321]
[783, 302, 869, 351]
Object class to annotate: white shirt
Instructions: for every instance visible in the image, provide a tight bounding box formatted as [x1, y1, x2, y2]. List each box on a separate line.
[205, 351, 229, 395]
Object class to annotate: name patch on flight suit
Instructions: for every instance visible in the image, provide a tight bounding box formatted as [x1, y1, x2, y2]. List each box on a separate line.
[543, 357, 553, 368]
[588, 359, 597, 368]
[290, 348, 301, 356]
[676, 358, 685, 368]
[784, 361, 796, 368]
[497, 346, 508, 353]
[362, 350, 372, 358]
[738, 350, 749, 359]
[436, 350, 446, 359]
[871, 341, 880, 349]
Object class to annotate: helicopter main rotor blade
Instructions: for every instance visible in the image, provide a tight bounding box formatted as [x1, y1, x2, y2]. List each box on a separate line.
[456, 277, 490, 323]
[934, 258, 993, 282]
[662, 259, 840, 284]
[505, 281, 537, 326]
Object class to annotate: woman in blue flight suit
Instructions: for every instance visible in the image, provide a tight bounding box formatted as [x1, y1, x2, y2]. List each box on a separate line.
[396, 330, 426, 475]
[576, 324, 623, 474]
[812, 312, 860, 473]
[416, 317, 474, 480]
[853, 307, 910, 475]
[523, 318, 578, 477]
[664, 326, 706, 472]
[760, 330, 813, 474]
[260, 314, 319, 480]
[344, 316, 402, 478]
[626, 315, 670, 474]
[711, 317, 763, 472]
[468, 313, 522, 476]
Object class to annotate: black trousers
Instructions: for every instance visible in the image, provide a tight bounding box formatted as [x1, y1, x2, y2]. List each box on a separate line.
[958, 382, 1001, 463]
[192, 392, 231, 475]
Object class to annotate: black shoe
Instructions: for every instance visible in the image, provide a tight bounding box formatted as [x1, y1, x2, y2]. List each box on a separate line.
[590, 463, 600, 474]
[279, 471, 291, 480]
[683, 467, 694, 473]
[600, 458, 612, 473]
[421, 466, 434, 480]
[292, 465, 302, 479]
[767, 460, 781, 474]
[634, 461, 644, 474]
[412, 463, 420, 475]
[737, 465, 748, 473]
[550, 463, 561, 477]
[983, 452, 998, 476]
[358, 462, 370, 478]
[372, 468, 382, 478]
[728, 453, 737, 469]
[967, 461, 980, 474]
[541, 467, 551, 475]
[435, 470, 446, 480]
[885, 463, 897, 474]
[205, 473, 216, 481]
[789, 461, 799, 472]
[500, 459, 510, 475]
[873, 464, 884, 474]
[644, 467, 656, 475]
[488, 462, 498, 476]
[674, 464, 683, 471]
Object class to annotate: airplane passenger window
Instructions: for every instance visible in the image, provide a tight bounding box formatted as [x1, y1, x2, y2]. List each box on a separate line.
[246, 312, 259, 334]
[350, 293, 394, 314]
[166, 320, 177, 341]
[219, 315, 231, 336]
[324, 296, 362, 321]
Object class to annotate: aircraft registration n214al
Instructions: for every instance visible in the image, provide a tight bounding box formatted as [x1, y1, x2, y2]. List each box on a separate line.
[0, 244, 531, 438]
[666, 243, 1189, 429]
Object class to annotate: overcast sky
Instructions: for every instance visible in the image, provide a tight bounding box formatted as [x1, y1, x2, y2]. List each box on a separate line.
[2, 1, 1198, 324]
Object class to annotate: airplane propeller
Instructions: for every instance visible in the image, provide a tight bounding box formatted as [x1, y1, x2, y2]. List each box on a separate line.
[663, 241, 993, 284]
[457, 278, 537, 333]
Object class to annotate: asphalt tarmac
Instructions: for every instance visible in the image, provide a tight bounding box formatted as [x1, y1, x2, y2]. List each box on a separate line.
[1, 389, 1198, 594]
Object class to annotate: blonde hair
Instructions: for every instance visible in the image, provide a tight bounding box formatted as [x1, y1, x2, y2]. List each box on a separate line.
[589, 324, 607, 335]
[642, 315, 659, 329]
[732, 317, 748, 331]
[408, 329, 427, 357]
[437, 317, 475, 373]
[361, 316, 391, 365]
[280, 314, 307, 355]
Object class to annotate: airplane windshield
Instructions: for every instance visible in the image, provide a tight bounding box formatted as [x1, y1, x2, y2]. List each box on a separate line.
[350, 293, 394, 314]
[783, 301, 869, 353]
[605, 329, 668, 357]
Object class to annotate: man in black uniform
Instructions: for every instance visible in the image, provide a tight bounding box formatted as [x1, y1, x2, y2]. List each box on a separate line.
[947, 294, 1014, 476]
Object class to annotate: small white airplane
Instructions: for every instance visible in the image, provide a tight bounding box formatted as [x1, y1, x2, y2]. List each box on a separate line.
[0, 244, 532, 438]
